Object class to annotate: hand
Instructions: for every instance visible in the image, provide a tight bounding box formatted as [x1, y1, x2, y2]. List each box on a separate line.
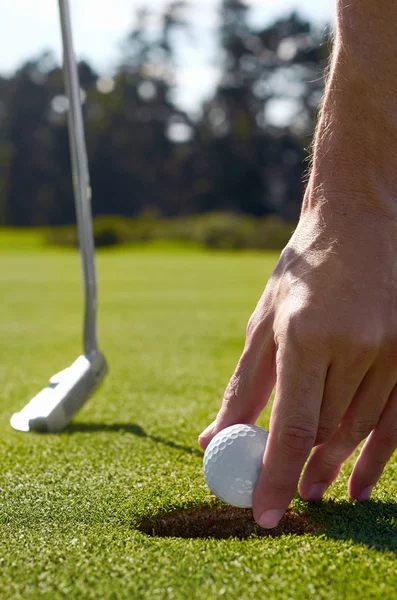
[199, 0, 397, 529]
[199, 198, 397, 528]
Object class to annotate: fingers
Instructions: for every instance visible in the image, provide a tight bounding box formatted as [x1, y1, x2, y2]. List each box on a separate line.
[349, 384, 397, 501]
[300, 365, 395, 502]
[252, 342, 327, 529]
[198, 313, 276, 450]
[314, 358, 371, 446]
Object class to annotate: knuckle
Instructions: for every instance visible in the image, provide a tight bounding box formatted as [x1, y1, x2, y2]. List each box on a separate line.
[246, 318, 264, 345]
[315, 421, 337, 445]
[344, 339, 379, 371]
[246, 316, 255, 339]
[264, 477, 291, 496]
[345, 419, 376, 444]
[284, 310, 308, 339]
[278, 307, 324, 357]
[246, 313, 259, 339]
[278, 421, 316, 456]
[318, 451, 342, 474]
[246, 309, 273, 344]
[223, 373, 241, 403]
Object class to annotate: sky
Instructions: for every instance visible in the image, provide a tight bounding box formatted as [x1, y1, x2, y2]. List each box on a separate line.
[0, 0, 335, 112]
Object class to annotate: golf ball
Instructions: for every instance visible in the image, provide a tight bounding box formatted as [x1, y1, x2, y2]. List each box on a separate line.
[203, 423, 269, 508]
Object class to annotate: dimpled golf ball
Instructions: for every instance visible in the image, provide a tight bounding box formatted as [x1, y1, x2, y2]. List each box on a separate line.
[203, 424, 269, 508]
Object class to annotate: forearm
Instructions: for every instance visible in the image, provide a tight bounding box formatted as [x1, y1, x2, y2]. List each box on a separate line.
[304, 0, 397, 216]
[337, 0, 397, 92]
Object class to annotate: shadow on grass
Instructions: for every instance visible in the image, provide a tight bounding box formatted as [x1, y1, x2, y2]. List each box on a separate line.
[306, 499, 397, 554]
[137, 499, 397, 550]
[65, 422, 203, 457]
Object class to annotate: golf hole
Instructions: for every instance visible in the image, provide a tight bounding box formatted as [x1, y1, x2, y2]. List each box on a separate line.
[137, 505, 323, 539]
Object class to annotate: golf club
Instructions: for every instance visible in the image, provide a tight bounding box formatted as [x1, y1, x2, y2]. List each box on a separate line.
[10, 0, 108, 433]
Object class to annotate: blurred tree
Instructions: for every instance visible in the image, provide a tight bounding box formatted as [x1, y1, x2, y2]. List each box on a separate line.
[4, 55, 62, 225]
[0, 75, 12, 225]
[197, 2, 330, 219]
[87, 1, 194, 218]
[0, 4, 330, 226]
[2, 53, 99, 226]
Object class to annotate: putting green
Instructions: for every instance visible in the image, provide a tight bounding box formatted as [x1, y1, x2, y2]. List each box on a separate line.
[0, 238, 396, 599]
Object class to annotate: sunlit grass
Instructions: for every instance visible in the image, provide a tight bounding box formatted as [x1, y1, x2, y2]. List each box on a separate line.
[0, 234, 396, 599]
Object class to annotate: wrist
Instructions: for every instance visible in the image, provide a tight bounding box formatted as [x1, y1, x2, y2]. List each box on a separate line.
[304, 59, 397, 219]
[332, 45, 397, 121]
[336, 1, 397, 105]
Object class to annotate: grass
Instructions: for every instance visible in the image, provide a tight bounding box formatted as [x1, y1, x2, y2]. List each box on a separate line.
[0, 232, 396, 599]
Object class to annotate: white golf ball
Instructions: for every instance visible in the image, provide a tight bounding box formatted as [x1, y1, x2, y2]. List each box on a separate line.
[203, 423, 269, 508]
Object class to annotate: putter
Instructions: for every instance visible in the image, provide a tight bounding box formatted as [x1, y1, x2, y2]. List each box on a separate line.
[10, 0, 108, 433]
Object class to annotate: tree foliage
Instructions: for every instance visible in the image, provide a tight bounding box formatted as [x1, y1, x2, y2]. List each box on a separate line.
[0, 3, 330, 226]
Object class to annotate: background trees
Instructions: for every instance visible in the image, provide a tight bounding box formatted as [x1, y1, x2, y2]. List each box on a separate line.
[0, 2, 330, 226]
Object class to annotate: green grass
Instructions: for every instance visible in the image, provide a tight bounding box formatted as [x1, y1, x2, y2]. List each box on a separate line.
[0, 233, 396, 599]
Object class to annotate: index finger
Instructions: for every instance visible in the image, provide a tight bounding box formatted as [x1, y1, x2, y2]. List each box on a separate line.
[253, 343, 327, 528]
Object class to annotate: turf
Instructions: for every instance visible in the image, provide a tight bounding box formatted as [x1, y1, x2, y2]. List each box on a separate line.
[0, 236, 396, 599]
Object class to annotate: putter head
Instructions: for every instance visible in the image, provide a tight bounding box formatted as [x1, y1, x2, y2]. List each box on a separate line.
[10, 351, 107, 433]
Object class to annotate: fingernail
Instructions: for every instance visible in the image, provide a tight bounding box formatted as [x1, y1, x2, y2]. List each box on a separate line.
[198, 422, 216, 443]
[305, 483, 327, 502]
[358, 486, 373, 502]
[258, 509, 284, 529]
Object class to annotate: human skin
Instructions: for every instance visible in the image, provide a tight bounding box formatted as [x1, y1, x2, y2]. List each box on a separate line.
[199, 0, 397, 528]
